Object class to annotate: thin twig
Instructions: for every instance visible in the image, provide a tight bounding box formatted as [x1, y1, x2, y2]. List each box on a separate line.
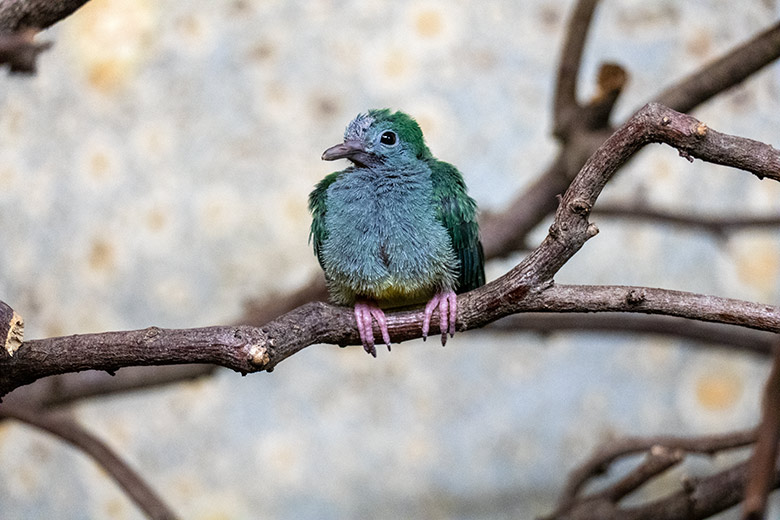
[594, 204, 780, 237]
[38, 365, 218, 408]
[654, 21, 780, 115]
[595, 446, 684, 503]
[492, 313, 776, 356]
[0, 404, 179, 520]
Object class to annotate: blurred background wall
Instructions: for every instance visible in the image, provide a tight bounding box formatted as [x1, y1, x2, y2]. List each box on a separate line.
[1, 0, 780, 518]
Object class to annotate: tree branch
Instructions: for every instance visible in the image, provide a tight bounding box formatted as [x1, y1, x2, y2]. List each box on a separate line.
[0, 404, 179, 520]
[4, 283, 780, 399]
[0, 28, 51, 73]
[553, 0, 600, 138]
[31, 365, 218, 408]
[594, 446, 684, 503]
[654, 21, 780, 115]
[0, 0, 93, 32]
[742, 347, 780, 520]
[547, 429, 757, 519]
[593, 204, 780, 237]
[0, 324, 271, 397]
[620, 459, 779, 520]
[527, 285, 780, 333]
[491, 313, 776, 356]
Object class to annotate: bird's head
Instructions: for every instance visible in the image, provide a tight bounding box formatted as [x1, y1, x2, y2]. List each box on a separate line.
[322, 109, 431, 168]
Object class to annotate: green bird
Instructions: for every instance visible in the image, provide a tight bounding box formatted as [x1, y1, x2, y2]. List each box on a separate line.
[309, 109, 485, 356]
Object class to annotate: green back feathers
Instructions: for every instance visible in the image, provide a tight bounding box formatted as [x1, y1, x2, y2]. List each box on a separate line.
[428, 159, 485, 293]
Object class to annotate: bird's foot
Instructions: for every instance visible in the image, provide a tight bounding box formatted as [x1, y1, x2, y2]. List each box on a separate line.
[422, 290, 457, 346]
[354, 300, 392, 357]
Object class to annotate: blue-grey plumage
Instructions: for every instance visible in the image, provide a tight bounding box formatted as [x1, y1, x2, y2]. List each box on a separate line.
[309, 109, 485, 356]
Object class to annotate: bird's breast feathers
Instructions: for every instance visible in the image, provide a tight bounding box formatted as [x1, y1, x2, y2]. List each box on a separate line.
[321, 169, 458, 306]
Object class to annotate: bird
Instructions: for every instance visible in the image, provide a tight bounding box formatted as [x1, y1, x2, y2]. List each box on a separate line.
[309, 109, 485, 356]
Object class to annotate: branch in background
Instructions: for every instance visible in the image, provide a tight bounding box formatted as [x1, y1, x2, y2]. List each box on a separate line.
[552, 0, 600, 138]
[239, 275, 329, 327]
[0, 0, 92, 32]
[654, 20, 780, 115]
[581, 62, 629, 130]
[0, 29, 51, 74]
[0, 0, 95, 74]
[545, 429, 757, 520]
[28, 365, 218, 408]
[553, 429, 756, 514]
[0, 404, 179, 520]
[593, 204, 780, 237]
[622, 459, 779, 520]
[592, 446, 684, 503]
[491, 313, 776, 356]
[742, 348, 780, 520]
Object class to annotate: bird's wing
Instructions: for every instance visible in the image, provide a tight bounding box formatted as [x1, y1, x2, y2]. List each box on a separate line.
[429, 160, 486, 293]
[308, 171, 341, 269]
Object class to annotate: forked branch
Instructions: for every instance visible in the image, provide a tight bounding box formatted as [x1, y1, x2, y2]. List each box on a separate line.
[2, 103, 779, 400]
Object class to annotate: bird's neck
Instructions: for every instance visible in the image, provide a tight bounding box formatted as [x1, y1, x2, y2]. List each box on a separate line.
[362, 157, 430, 182]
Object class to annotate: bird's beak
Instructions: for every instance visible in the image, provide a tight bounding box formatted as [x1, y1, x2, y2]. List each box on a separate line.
[322, 140, 369, 162]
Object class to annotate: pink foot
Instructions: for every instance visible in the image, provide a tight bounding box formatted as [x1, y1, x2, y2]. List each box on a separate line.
[422, 290, 457, 346]
[354, 299, 392, 357]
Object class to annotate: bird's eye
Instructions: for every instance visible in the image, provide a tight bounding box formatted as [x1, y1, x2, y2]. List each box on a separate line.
[380, 131, 397, 146]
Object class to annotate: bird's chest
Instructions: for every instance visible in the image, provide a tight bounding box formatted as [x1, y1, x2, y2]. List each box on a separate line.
[322, 171, 455, 297]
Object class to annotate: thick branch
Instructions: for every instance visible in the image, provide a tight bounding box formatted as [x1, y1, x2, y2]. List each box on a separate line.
[527, 285, 780, 333]
[0, 325, 271, 397]
[0, 404, 179, 519]
[479, 103, 780, 307]
[5, 283, 780, 399]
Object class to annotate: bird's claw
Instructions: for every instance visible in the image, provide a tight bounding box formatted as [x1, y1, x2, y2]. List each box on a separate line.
[422, 290, 457, 346]
[354, 300, 391, 357]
